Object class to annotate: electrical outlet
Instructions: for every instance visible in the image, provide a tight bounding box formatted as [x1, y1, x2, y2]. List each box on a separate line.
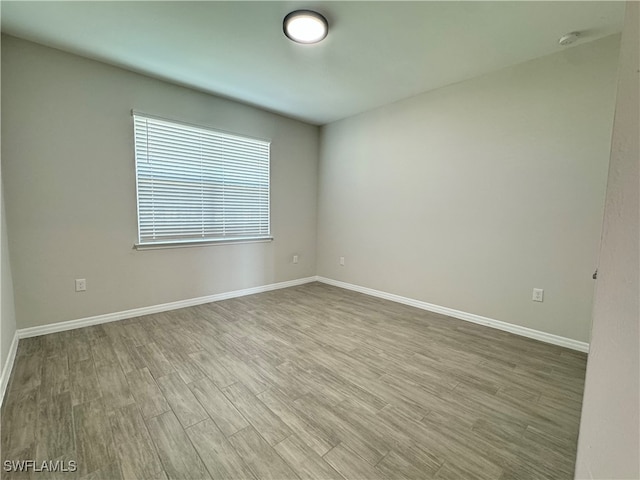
[339, 256, 345, 266]
[293, 255, 299, 264]
[75, 278, 87, 292]
[532, 288, 544, 302]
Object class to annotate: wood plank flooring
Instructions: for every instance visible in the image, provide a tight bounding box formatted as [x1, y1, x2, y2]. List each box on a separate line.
[1, 282, 587, 479]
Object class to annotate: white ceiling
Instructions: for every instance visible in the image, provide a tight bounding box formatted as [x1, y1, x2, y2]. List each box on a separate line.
[1, 1, 625, 125]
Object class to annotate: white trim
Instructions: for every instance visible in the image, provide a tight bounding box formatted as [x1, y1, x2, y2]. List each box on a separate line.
[14, 274, 591, 351]
[134, 237, 273, 250]
[0, 332, 19, 408]
[17, 276, 317, 339]
[316, 276, 589, 353]
[2, 273, 588, 403]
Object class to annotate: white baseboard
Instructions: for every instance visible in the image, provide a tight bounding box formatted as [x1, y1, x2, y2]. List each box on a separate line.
[17, 276, 318, 339]
[3, 277, 312, 406]
[0, 331, 19, 408]
[316, 276, 589, 353]
[1, 273, 587, 407]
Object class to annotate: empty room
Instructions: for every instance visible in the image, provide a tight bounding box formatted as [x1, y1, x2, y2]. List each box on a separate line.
[0, 1, 638, 479]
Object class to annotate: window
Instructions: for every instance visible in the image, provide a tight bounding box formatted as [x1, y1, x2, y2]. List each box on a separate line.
[133, 113, 271, 248]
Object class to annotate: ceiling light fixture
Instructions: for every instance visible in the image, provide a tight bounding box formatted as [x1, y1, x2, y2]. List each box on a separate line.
[283, 10, 328, 44]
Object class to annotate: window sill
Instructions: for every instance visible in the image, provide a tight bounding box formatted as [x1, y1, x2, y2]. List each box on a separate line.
[133, 236, 274, 250]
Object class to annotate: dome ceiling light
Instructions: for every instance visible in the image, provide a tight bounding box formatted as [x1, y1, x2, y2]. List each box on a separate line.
[283, 10, 328, 44]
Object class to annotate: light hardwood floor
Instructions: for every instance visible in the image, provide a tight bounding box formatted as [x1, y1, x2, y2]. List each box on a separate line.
[1, 282, 587, 479]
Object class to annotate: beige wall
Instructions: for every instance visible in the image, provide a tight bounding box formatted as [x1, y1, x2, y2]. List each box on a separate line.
[575, 3, 639, 478]
[1, 33, 17, 381]
[1, 188, 17, 374]
[317, 35, 620, 343]
[1, 35, 319, 329]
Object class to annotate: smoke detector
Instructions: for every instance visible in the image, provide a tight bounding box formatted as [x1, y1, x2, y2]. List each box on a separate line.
[558, 32, 581, 46]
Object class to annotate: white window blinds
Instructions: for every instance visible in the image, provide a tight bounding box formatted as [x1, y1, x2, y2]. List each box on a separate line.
[133, 113, 271, 247]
